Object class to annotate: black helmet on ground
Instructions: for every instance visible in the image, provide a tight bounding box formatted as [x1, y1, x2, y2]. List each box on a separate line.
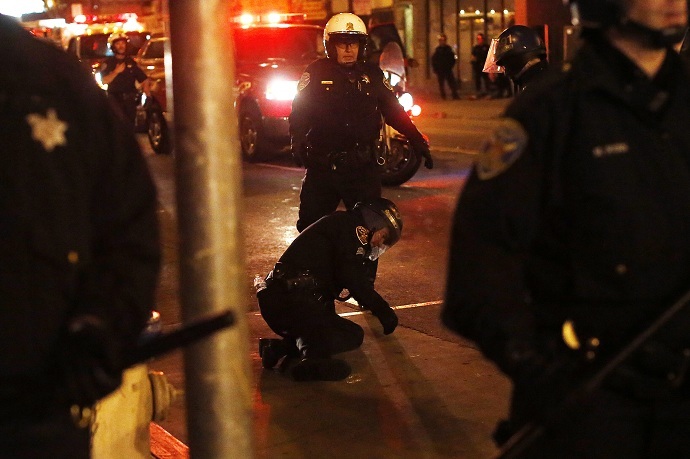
[354, 198, 403, 247]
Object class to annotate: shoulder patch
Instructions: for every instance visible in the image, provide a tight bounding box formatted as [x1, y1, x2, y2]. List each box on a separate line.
[476, 117, 527, 180]
[356, 226, 370, 245]
[383, 76, 393, 91]
[297, 72, 310, 92]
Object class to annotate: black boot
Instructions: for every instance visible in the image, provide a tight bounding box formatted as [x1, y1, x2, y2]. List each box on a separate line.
[291, 357, 351, 382]
[259, 338, 289, 369]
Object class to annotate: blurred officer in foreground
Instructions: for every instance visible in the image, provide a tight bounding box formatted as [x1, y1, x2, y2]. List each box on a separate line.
[100, 32, 150, 127]
[442, 0, 690, 456]
[485, 25, 549, 93]
[290, 13, 431, 233]
[0, 14, 160, 458]
[256, 198, 402, 381]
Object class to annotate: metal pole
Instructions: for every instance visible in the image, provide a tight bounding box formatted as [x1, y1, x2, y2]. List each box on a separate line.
[455, 0, 461, 88]
[425, 0, 431, 79]
[168, 0, 253, 458]
[483, 0, 489, 37]
[501, 0, 506, 29]
[439, 0, 444, 34]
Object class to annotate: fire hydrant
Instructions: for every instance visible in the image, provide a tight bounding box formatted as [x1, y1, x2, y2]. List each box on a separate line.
[90, 364, 178, 458]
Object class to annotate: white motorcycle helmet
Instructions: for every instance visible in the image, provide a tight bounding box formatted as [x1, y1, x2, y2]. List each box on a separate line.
[107, 32, 130, 53]
[323, 13, 368, 60]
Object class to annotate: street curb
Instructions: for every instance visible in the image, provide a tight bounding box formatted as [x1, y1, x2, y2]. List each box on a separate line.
[150, 422, 188, 459]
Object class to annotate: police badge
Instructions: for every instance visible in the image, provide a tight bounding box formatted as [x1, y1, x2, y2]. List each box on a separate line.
[297, 72, 310, 92]
[356, 226, 370, 245]
[476, 117, 527, 180]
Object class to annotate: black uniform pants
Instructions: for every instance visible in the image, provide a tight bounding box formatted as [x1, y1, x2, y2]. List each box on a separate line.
[297, 165, 381, 232]
[435, 70, 459, 99]
[257, 284, 364, 359]
[472, 66, 490, 93]
[107, 92, 138, 128]
[509, 385, 690, 458]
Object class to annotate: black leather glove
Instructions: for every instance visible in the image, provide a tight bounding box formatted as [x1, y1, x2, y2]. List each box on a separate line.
[502, 339, 578, 417]
[374, 307, 398, 335]
[412, 139, 433, 169]
[60, 315, 124, 407]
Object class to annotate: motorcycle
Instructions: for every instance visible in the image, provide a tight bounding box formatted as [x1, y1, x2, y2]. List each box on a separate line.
[377, 41, 425, 186]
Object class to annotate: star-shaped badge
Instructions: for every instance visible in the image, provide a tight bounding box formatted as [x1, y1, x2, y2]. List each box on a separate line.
[26, 108, 68, 152]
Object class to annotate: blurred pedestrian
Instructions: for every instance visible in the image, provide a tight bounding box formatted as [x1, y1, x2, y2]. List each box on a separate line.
[431, 33, 460, 100]
[0, 14, 160, 458]
[470, 33, 491, 96]
[256, 198, 402, 381]
[100, 32, 150, 128]
[290, 12, 432, 233]
[443, 0, 690, 456]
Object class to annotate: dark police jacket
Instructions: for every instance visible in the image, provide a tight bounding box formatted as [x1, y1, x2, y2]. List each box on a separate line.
[101, 55, 147, 95]
[431, 44, 456, 74]
[277, 210, 390, 316]
[442, 36, 690, 372]
[290, 58, 425, 153]
[0, 15, 160, 393]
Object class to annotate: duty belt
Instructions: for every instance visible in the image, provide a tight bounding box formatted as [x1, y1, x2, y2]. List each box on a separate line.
[266, 261, 323, 298]
[307, 144, 377, 171]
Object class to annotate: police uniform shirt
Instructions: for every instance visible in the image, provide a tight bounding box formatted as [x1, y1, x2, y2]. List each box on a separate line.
[290, 57, 424, 152]
[278, 210, 389, 315]
[101, 56, 147, 95]
[442, 35, 690, 365]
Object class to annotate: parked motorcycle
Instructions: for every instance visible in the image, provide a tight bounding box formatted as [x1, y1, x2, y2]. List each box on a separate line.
[377, 41, 424, 186]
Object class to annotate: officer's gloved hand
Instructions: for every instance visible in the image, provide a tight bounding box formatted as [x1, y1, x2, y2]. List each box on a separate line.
[412, 139, 433, 169]
[502, 339, 575, 415]
[60, 314, 124, 407]
[374, 307, 398, 335]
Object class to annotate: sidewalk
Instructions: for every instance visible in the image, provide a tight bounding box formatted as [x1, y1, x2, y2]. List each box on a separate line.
[151, 305, 511, 459]
[148, 215, 512, 459]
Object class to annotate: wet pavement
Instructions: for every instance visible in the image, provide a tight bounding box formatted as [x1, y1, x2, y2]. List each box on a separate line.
[143, 94, 513, 458]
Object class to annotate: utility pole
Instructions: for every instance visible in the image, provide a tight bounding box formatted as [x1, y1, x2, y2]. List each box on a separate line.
[168, 0, 253, 457]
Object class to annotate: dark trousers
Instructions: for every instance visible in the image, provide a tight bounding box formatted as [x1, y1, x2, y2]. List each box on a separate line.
[472, 67, 490, 94]
[258, 285, 364, 358]
[509, 385, 690, 458]
[107, 92, 138, 128]
[297, 165, 381, 232]
[435, 71, 459, 99]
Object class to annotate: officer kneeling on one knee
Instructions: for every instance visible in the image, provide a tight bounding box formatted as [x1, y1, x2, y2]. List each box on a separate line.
[289, 13, 431, 233]
[256, 198, 402, 382]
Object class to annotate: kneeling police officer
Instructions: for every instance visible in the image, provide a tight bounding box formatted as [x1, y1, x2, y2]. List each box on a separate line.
[256, 198, 402, 381]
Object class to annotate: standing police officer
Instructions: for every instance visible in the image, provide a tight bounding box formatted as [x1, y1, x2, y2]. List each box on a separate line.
[290, 13, 432, 232]
[443, 0, 690, 456]
[100, 32, 150, 128]
[0, 14, 160, 458]
[257, 198, 402, 381]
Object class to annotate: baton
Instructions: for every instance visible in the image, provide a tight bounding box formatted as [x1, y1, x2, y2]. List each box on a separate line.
[124, 310, 235, 367]
[496, 286, 690, 459]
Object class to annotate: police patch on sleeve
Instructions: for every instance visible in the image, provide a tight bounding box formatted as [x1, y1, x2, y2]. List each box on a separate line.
[356, 226, 370, 245]
[382, 76, 393, 91]
[297, 72, 310, 92]
[475, 117, 527, 180]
